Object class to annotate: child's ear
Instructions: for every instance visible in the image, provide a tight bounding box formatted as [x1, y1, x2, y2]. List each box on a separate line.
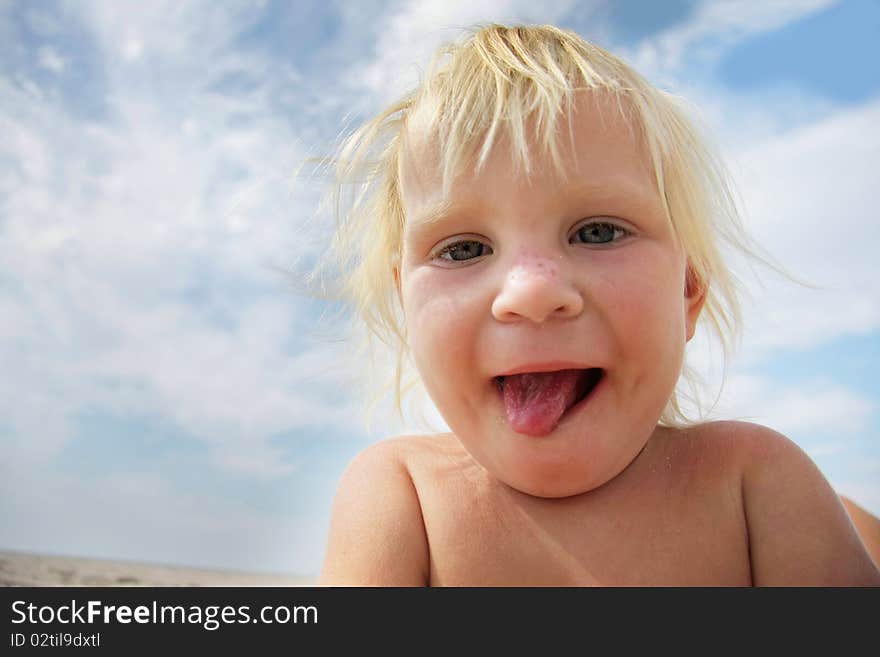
[684, 264, 707, 342]
[393, 266, 402, 302]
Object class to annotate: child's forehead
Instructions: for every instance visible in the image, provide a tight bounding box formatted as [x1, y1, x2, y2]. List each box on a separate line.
[398, 92, 655, 212]
[398, 101, 445, 194]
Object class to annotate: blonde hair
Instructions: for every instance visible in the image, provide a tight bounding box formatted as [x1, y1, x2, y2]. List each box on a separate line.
[326, 23, 761, 427]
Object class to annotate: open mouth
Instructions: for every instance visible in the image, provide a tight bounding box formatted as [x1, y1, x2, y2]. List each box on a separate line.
[494, 368, 605, 436]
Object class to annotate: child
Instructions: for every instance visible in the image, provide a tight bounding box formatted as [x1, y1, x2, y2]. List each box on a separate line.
[318, 24, 880, 586]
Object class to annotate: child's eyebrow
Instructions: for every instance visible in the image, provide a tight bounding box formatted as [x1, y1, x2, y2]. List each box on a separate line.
[406, 199, 461, 227]
[568, 177, 659, 204]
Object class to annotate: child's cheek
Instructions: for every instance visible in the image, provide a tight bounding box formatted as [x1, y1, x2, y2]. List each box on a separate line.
[403, 273, 478, 367]
[409, 294, 464, 348]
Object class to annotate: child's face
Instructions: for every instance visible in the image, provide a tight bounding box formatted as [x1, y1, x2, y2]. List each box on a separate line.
[398, 95, 705, 498]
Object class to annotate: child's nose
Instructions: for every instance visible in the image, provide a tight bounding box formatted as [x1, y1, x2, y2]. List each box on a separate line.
[491, 254, 584, 324]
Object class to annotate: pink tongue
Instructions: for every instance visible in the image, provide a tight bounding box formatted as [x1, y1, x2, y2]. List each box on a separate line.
[502, 369, 583, 436]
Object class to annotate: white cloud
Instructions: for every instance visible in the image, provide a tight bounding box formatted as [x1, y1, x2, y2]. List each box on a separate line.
[36, 46, 66, 74]
[627, 0, 836, 83]
[0, 1, 363, 481]
[85, 0, 245, 64]
[122, 39, 144, 61]
[805, 441, 849, 459]
[708, 373, 875, 437]
[729, 99, 880, 353]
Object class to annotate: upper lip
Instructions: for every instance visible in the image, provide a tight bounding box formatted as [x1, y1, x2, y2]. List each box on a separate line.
[494, 362, 599, 377]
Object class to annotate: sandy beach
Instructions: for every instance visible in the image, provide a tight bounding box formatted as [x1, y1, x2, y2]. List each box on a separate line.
[0, 550, 314, 587]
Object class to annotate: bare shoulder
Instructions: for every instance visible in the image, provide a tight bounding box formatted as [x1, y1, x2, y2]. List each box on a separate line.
[709, 420, 880, 585]
[664, 420, 823, 478]
[338, 433, 438, 471]
[674, 419, 791, 455]
[338, 433, 465, 479]
[645, 420, 784, 479]
[319, 435, 438, 586]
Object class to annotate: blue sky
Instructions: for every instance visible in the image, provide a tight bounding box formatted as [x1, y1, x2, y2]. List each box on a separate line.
[1, 0, 878, 578]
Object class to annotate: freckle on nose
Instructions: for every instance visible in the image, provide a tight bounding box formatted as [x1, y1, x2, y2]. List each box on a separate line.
[514, 253, 558, 280]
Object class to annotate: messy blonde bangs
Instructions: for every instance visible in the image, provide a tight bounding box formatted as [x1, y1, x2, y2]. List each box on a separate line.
[331, 24, 751, 427]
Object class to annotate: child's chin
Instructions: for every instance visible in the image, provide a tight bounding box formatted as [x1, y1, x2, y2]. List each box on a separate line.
[512, 480, 598, 499]
[495, 464, 611, 499]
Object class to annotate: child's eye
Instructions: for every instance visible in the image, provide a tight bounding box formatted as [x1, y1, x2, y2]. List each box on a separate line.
[570, 221, 628, 245]
[435, 240, 493, 262]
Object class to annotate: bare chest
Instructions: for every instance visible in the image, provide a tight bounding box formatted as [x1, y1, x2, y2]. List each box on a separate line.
[417, 472, 752, 586]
